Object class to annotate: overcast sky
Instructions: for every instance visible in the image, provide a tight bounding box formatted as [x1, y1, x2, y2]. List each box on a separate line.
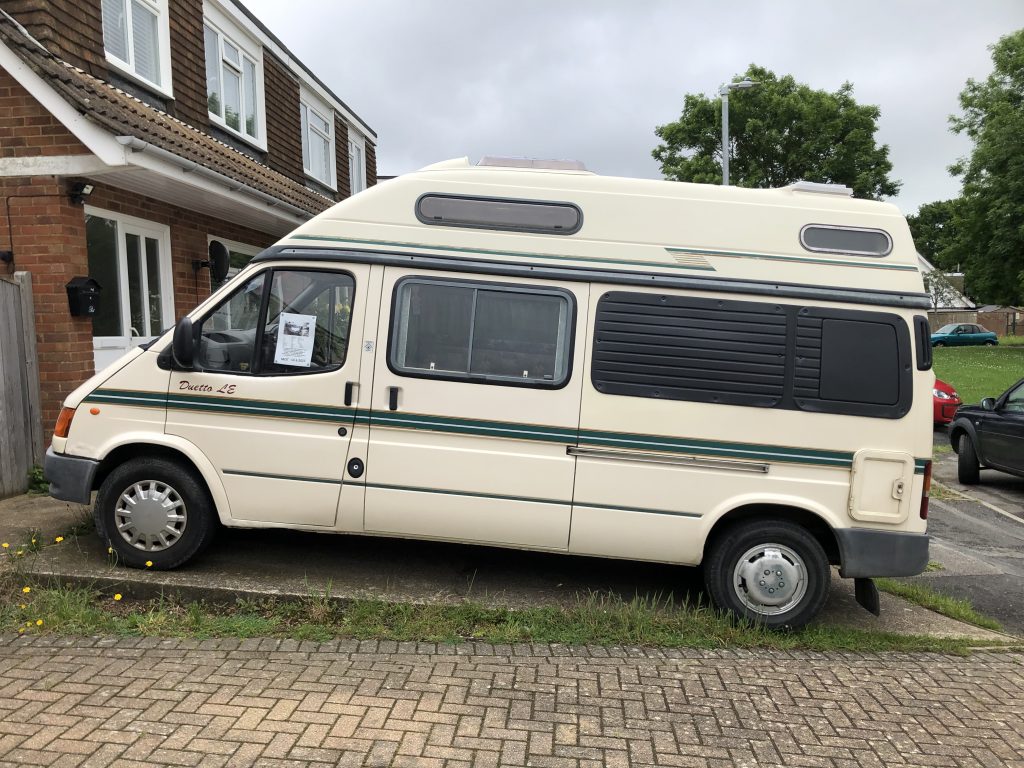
[245, 1, 1023, 215]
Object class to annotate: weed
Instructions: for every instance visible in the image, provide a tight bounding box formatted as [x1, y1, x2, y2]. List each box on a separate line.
[26, 466, 48, 495]
[876, 578, 1002, 631]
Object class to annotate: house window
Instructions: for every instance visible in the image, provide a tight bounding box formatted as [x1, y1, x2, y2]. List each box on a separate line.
[85, 207, 174, 372]
[204, 17, 262, 143]
[300, 96, 334, 188]
[349, 139, 365, 194]
[102, 0, 171, 92]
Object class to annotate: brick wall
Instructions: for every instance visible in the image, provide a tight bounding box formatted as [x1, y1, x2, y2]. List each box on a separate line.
[0, 176, 93, 433]
[365, 141, 377, 187]
[167, 0, 209, 129]
[263, 51, 304, 185]
[4, 0, 106, 77]
[0, 70, 91, 157]
[334, 116, 351, 200]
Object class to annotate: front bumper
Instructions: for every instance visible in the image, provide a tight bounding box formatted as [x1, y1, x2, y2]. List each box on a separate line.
[835, 528, 929, 578]
[44, 446, 99, 504]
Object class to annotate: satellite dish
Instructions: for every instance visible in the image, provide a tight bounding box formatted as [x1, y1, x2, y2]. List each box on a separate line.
[208, 240, 230, 283]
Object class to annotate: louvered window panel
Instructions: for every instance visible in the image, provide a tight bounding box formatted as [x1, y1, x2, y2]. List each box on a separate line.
[592, 292, 788, 407]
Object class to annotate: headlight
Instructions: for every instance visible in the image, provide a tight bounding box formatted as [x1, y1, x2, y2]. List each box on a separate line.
[933, 388, 951, 399]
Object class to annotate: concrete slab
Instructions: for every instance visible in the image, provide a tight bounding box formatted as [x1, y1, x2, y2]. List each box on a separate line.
[5, 494, 1012, 643]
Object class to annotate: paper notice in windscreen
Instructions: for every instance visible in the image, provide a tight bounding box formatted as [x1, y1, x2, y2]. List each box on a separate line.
[274, 313, 316, 367]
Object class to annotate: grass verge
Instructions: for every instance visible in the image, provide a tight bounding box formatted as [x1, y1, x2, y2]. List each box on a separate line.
[876, 578, 1002, 632]
[0, 573, 1004, 655]
[933, 345, 1024, 405]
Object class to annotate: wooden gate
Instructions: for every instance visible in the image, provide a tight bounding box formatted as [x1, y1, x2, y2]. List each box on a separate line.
[0, 272, 44, 498]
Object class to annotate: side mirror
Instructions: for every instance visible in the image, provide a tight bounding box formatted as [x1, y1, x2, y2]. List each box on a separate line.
[172, 316, 195, 369]
[208, 240, 230, 283]
[981, 397, 996, 411]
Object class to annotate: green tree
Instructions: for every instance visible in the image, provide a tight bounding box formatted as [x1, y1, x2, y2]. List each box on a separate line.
[653, 65, 901, 200]
[907, 199, 964, 272]
[948, 29, 1024, 305]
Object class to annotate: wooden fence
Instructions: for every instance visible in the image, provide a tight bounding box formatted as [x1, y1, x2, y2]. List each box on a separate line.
[0, 272, 44, 499]
[928, 310, 1021, 337]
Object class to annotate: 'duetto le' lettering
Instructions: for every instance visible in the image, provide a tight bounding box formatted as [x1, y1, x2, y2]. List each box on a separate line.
[178, 381, 213, 392]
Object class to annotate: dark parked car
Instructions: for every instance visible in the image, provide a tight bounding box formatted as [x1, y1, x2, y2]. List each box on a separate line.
[950, 378, 1024, 483]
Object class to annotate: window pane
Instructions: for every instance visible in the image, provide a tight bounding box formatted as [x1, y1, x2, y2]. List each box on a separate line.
[130, 0, 160, 84]
[417, 195, 581, 234]
[102, 0, 129, 62]
[223, 67, 241, 130]
[800, 226, 891, 256]
[125, 234, 144, 337]
[144, 237, 162, 336]
[300, 104, 310, 172]
[349, 143, 363, 193]
[260, 271, 355, 373]
[395, 283, 473, 373]
[470, 291, 566, 381]
[204, 24, 221, 117]
[223, 40, 240, 67]
[309, 130, 329, 182]
[243, 57, 257, 137]
[197, 273, 265, 372]
[309, 109, 329, 134]
[86, 215, 121, 337]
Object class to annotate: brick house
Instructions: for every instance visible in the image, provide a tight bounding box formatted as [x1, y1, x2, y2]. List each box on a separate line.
[0, 0, 377, 438]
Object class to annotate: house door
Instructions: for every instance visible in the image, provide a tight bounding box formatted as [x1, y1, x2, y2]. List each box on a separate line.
[85, 209, 174, 371]
[362, 269, 587, 550]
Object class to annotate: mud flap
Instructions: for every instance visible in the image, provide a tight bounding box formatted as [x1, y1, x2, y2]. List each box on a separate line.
[855, 577, 880, 616]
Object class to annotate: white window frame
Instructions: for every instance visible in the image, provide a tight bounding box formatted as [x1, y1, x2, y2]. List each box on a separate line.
[85, 206, 174, 352]
[203, 2, 266, 150]
[348, 128, 366, 195]
[102, 0, 174, 97]
[299, 89, 336, 190]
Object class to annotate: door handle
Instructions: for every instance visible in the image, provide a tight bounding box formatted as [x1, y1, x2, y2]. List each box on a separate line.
[344, 381, 356, 407]
[388, 386, 400, 411]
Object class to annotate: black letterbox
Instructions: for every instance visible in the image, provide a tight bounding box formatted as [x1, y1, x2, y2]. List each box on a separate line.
[65, 276, 102, 317]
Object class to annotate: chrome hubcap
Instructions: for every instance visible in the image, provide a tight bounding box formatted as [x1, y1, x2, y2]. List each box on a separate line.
[733, 543, 808, 616]
[115, 480, 187, 552]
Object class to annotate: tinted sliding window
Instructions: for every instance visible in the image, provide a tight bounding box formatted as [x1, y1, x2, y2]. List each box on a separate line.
[800, 225, 892, 257]
[390, 278, 573, 387]
[416, 194, 582, 235]
[592, 291, 912, 418]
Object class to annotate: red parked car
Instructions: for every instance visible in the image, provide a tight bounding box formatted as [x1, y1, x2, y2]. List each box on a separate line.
[933, 378, 962, 425]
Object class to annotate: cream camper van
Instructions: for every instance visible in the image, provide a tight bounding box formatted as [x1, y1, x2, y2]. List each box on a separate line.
[46, 157, 934, 628]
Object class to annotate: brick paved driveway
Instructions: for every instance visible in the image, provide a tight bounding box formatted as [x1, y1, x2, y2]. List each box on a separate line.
[0, 636, 1021, 768]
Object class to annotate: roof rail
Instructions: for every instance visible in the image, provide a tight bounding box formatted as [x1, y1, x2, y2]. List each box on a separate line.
[786, 180, 854, 197]
[478, 156, 589, 172]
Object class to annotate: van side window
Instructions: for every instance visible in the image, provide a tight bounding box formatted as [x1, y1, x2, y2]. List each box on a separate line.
[799, 225, 892, 257]
[390, 278, 572, 387]
[195, 269, 354, 375]
[591, 292, 912, 419]
[416, 194, 582, 235]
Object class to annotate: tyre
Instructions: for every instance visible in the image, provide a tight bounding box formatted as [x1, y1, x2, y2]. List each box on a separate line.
[934, 341, 945, 347]
[704, 519, 829, 630]
[94, 457, 217, 569]
[957, 436, 981, 485]
[984, 340, 997, 346]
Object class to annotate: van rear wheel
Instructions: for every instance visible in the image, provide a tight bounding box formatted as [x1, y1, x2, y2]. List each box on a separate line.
[95, 458, 216, 569]
[704, 520, 829, 630]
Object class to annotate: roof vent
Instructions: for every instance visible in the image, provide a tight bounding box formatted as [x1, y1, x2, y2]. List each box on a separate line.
[787, 180, 854, 197]
[478, 156, 588, 172]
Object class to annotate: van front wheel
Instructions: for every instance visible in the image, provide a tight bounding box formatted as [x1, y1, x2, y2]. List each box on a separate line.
[95, 458, 216, 569]
[704, 520, 829, 629]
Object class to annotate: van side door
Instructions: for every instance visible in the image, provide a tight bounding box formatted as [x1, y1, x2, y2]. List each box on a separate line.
[165, 264, 372, 527]
[362, 269, 587, 550]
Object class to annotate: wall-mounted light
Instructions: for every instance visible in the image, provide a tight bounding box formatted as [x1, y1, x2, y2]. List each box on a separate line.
[69, 182, 94, 205]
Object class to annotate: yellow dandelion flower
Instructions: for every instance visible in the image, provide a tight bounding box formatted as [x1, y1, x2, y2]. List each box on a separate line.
[113, 594, 122, 601]
[1, 542, 8, 548]
[21, 586, 30, 594]
[54, 536, 64, 543]
[18, 604, 26, 609]
[31, 539, 36, 544]
[35, 620, 42, 627]
[145, 560, 153, 567]
[107, 547, 113, 554]
[17, 628, 24, 634]
[25, 622, 31, 627]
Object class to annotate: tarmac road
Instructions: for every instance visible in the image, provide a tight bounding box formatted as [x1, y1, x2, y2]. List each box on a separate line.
[915, 433, 1024, 634]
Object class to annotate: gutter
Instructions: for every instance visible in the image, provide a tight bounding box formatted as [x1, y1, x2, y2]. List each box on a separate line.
[115, 136, 316, 222]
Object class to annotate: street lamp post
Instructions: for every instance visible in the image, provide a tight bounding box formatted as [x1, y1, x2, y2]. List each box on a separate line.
[719, 77, 758, 186]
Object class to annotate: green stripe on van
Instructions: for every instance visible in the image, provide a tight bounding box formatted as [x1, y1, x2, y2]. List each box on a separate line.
[666, 246, 921, 272]
[288, 234, 719, 272]
[85, 388, 929, 472]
